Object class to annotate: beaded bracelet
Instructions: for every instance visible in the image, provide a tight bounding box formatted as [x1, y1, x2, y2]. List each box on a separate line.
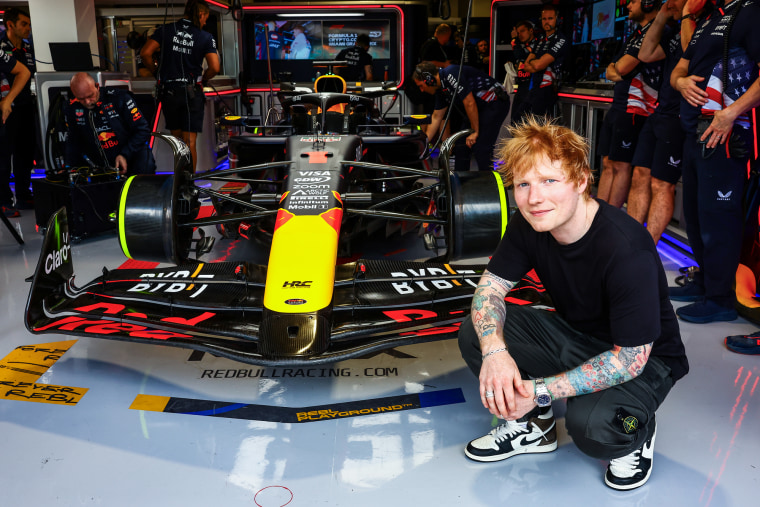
[482, 347, 508, 360]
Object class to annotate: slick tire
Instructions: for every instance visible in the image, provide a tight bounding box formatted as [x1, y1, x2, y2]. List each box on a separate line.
[118, 174, 195, 264]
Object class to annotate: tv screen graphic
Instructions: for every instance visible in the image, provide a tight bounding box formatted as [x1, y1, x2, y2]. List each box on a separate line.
[591, 0, 616, 41]
[244, 10, 400, 85]
[322, 20, 392, 59]
[254, 20, 323, 60]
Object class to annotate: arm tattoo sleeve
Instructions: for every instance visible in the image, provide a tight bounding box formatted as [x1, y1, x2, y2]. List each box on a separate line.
[544, 343, 653, 399]
[471, 270, 517, 341]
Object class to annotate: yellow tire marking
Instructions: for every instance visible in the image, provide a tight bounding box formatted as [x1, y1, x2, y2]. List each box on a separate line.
[0, 340, 88, 405]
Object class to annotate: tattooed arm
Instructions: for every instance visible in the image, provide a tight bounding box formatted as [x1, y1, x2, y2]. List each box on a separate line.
[542, 343, 653, 400]
[471, 269, 515, 348]
[472, 270, 532, 417]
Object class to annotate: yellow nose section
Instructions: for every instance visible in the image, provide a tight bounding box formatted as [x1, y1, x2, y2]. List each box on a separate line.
[263, 209, 342, 313]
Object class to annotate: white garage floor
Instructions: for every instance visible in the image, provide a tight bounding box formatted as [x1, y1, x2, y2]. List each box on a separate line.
[1, 209, 758, 507]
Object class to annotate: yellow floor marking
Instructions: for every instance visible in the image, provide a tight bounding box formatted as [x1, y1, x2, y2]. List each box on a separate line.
[0, 340, 88, 405]
[130, 394, 171, 412]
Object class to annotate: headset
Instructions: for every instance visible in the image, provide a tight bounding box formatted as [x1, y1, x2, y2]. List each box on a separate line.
[414, 63, 438, 86]
[642, 0, 658, 13]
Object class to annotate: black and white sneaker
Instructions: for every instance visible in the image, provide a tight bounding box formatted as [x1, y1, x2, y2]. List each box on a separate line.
[465, 406, 557, 462]
[604, 423, 657, 490]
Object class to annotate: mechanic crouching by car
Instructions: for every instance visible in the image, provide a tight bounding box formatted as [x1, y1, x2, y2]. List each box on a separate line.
[457, 116, 688, 490]
[64, 72, 156, 176]
[412, 62, 510, 171]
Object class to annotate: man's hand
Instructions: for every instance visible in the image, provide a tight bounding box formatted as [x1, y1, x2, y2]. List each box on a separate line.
[115, 155, 128, 175]
[676, 75, 707, 107]
[702, 107, 739, 148]
[466, 131, 479, 148]
[504, 379, 539, 420]
[0, 99, 11, 123]
[479, 350, 532, 419]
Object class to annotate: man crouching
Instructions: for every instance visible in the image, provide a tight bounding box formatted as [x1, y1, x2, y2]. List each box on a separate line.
[458, 116, 688, 490]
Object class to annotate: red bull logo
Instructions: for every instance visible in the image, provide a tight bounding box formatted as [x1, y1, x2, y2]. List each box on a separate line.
[98, 131, 119, 149]
[97, 131, 117, 141]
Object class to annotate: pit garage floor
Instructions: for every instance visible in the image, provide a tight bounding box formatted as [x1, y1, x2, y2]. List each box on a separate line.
[1, 210, 758, 507]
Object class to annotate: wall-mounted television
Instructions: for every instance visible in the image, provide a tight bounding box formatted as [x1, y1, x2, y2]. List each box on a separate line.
[244, 8, 400, 85]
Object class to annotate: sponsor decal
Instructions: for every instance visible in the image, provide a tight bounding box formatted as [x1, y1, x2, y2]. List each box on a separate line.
[34, 301, 216, 340]
[284, 298, 308, 305]
[718, 190, 733, 201]
[97, 131, 117, 141]
[282, 280, 312, 288]
[45, 233, 71, 274]
[389, 266, 477, 295]
[127, 269, 214, 298]
[129, 388, 465, 423]
[299, 137, 341, 142]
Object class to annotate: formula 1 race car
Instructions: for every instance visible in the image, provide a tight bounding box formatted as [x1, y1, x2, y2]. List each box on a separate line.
[25, 83, 551, 366]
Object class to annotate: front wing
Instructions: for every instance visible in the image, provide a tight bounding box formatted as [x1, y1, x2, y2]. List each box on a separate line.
[25, 208, 552, 366]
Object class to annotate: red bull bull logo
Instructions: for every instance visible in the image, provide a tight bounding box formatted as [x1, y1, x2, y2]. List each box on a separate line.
[98, 131, 119, 149]
[97, 131, 117, 141]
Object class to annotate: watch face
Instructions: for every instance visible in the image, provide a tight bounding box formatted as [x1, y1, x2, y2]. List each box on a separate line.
[536, 393, 552, 407]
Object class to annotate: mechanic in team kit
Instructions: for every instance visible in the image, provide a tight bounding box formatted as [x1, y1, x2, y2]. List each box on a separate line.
[141, 0, 219, 172]
[514, 4, 569, 120]
[596, 0, 661, 208]
[626, 0, 690, 244]
[0, 46, 31, 218]
[412, 61, 510, 171]
[64, 73, 156, 176]
[509, 20, 535, 124]
[669, 0, 760, 324]
[458, 117, 688, 490]
[336, 33, 374, 82]
[0, 7, 35, 217]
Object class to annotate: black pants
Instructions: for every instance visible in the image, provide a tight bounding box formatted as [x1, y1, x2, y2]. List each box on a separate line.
[458, 307, 674, 460]
[681, 130, 751, 306]
[453, 99, 510, 171]
[0, 102, 37, 204]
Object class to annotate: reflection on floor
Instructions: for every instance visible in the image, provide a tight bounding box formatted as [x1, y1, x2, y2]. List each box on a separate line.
[1, 211, 757, 506]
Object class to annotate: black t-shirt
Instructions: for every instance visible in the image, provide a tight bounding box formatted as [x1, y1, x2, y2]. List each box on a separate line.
[151, 18, 217, 87]
[418, 37, 450, 64]
[680, 0, 760, 133]
[487, 199, 688, 381]
[654, 26, 683, 117]
[336, 45, 373, 81]
[0, 36, 34, 106]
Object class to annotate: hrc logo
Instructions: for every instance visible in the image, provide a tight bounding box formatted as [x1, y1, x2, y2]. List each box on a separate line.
[283, 280, 312, 288]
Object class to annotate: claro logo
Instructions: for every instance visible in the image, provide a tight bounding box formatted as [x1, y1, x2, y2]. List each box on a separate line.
[45, 235, 71, 274]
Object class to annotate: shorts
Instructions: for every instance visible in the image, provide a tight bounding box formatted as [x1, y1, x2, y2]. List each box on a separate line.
[160, 85, 206, 132]
[631, 114, 685, 185]
[597, 109, 647, 163]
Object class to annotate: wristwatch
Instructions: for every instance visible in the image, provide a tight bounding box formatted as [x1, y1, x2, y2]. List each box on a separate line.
[533, 378, 552, 407]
